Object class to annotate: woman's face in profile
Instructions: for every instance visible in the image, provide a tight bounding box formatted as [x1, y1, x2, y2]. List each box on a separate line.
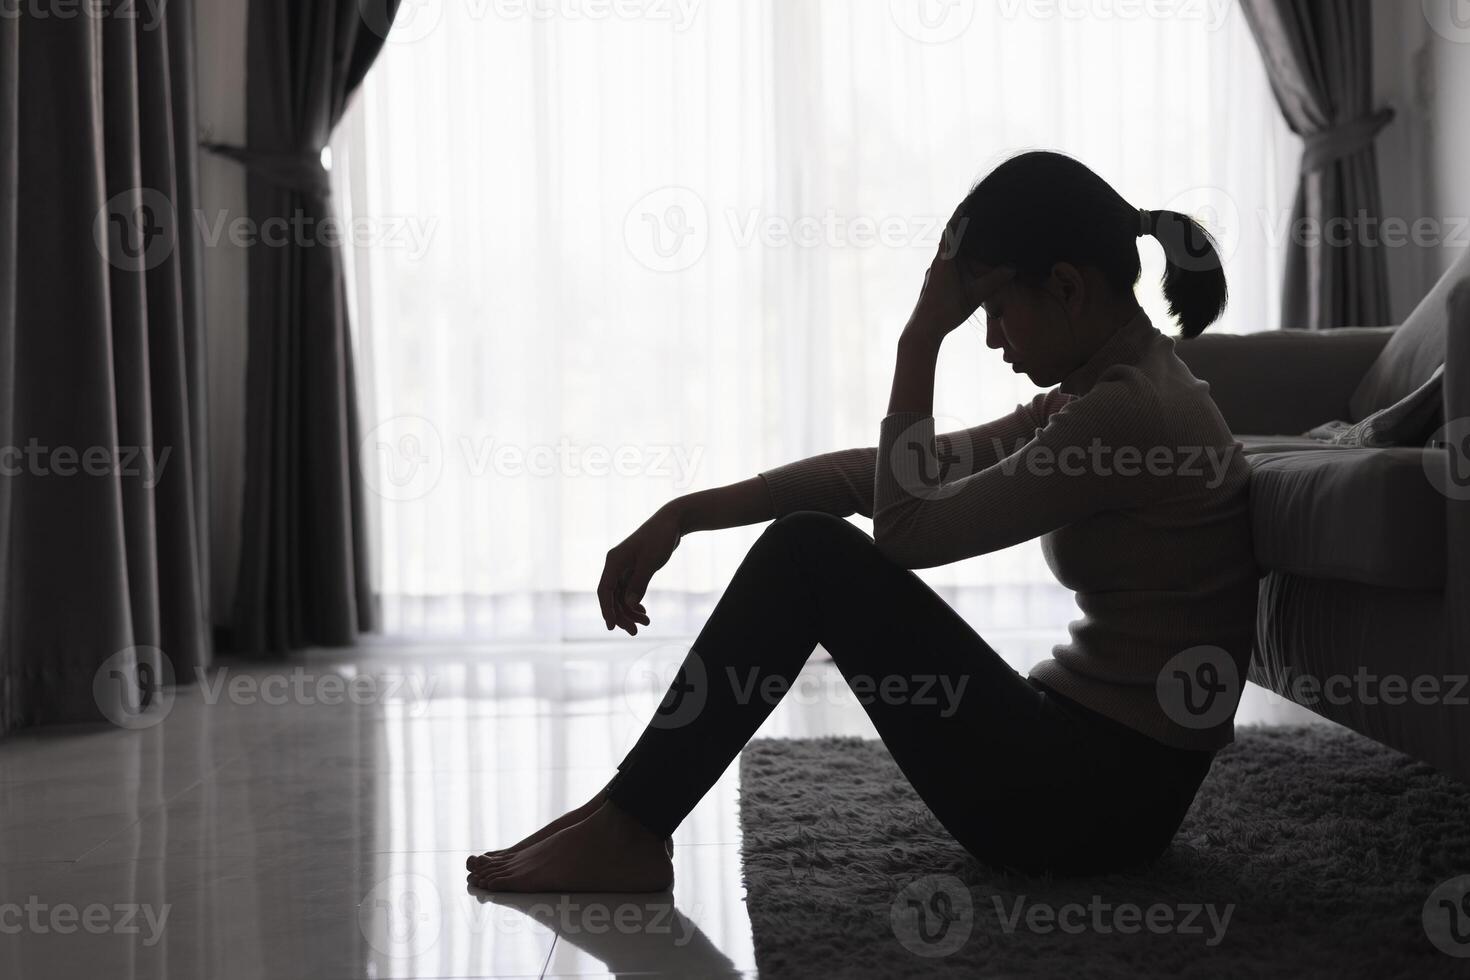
[976, 271, 1076, 388]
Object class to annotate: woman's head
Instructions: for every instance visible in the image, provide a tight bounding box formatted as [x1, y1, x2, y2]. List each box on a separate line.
[948, 150, 1226, 386]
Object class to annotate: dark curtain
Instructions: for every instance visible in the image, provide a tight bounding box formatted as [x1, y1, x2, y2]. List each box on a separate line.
[212, 1, 401, 655]
[0, 0, 15, 727]
[1239, 0, 1394, 331]
[0, 0, 210, 731]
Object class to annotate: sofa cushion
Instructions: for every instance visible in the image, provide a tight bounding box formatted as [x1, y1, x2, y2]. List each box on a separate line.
[1238, 434, 1342, 453]
[1348, 247, 1469, 420]
[1308, 365, 1445, 446]
[1247, 447, 1445, 590]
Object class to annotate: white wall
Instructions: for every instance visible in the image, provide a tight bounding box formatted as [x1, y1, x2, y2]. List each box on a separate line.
[193, 0, 249, 627]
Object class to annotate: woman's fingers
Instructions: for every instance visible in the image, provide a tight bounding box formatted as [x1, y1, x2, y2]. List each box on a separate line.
[626, 581, 653, 629]
[611, 571, 648, 634]
[600, 523, 673, 635]
[612, 569, 634, 621]
[598, 553, 631, 631]
[597, 562, 617, 630]
[612, 560, 657, 633]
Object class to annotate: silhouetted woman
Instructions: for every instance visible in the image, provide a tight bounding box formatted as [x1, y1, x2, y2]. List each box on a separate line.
[467, 150, 1257, 891]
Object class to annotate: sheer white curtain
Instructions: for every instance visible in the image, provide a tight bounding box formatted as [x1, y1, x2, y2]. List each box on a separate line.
[332, 0, 1297, 642]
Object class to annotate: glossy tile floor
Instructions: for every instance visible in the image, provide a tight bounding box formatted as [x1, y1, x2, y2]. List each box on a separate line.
[0, 634, 1328, 979]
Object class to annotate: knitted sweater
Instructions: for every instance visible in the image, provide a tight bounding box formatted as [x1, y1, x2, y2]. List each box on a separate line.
[758, 309, 1258, 750]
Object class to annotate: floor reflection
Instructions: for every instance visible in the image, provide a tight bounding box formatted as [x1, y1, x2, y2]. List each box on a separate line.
[0, 634, 1330, 979]
[481, 892, 740, 977]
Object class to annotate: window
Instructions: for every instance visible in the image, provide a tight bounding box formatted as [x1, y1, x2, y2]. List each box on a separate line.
[333, 0, 1297, 646]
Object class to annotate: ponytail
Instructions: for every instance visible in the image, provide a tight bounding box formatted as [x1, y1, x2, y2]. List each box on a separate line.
[951, 151, 1230, 340]
[1137, 208, 1227, 339]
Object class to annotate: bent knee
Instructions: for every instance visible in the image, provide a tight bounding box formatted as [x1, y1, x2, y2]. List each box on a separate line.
[765, 510, 874, 552]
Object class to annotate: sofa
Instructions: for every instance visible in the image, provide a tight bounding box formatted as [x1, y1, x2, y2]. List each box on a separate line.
[1175, 248, 1469, 783]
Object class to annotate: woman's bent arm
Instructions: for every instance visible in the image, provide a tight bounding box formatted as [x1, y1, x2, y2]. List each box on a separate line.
[667, 476, 776, 534]
[599, 477, 774, 635]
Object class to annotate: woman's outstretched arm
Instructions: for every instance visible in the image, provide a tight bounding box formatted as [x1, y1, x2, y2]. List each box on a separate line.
[667, 476, 775, 534]
[598, 477, 775, 635]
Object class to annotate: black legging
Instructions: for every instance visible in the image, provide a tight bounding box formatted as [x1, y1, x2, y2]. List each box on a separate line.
[606, 510, 1214, 876]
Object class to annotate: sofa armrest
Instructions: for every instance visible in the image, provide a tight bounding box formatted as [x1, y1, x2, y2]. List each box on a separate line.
[1174, 327, 1395, 435]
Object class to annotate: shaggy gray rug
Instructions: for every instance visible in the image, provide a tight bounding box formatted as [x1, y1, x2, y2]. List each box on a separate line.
[738, 726, 1470, 979]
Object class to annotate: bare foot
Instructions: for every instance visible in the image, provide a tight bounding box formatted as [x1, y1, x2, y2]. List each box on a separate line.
[465, 789, 674, 874]
[466, 789, 608, 872]
[465, 800, 673, 893]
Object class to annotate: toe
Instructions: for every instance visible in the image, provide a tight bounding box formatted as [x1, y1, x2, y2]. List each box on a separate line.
[467, 851, 502, 870]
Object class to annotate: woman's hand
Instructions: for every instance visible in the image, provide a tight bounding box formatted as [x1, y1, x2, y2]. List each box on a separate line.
[888, 248, 1015, 416]
[904, 244, 1014, 345]
[598, 504, 683, 635]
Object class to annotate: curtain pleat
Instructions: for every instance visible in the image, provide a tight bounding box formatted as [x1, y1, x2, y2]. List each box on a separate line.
[0, 0, 17, 727]
[1240, 0, 1393, 330]
[1, 1, 209, 733]
[225, 0, 399, 655]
